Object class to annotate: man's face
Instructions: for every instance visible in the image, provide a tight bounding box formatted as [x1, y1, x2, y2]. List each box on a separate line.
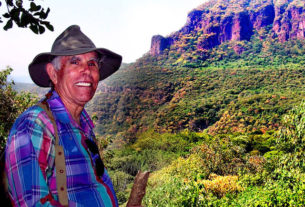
[52, 52, 100, 107]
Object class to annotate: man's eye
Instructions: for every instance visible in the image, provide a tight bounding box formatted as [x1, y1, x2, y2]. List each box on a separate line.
[70, 60, 79, 65]
[88, 61, 98, 67]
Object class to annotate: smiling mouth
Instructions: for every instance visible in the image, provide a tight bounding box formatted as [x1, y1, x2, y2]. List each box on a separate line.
[75, 82, 92, 87]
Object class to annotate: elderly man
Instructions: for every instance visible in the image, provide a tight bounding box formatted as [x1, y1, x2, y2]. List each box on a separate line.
[5, 25, 122, 206]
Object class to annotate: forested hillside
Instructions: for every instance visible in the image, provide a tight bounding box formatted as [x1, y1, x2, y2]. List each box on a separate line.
[84, 0, 305, 205]
[87, 0, 305, 146]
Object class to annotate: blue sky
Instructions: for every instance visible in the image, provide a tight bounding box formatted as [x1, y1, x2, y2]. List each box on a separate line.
[0, 0, 205, 83]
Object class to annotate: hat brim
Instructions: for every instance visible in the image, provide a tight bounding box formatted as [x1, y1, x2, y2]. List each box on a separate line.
[29, 48, 122, 87]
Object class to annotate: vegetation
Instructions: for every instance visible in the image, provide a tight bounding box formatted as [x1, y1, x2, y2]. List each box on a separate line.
[88, 37, 305, 142]
[0, 67, 37, 151]
[3, 31, 305, 207]
[0, 0, 53, 34]
[140, 101, 305, 206]
[85, 29, 305, 205]
[2, 1, 305, 205]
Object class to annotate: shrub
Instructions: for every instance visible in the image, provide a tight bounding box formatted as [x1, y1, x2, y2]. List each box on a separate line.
[132, 129, 190, 153]
[199, 174, 242, 198]
[108, 170, 133, 204]
[0, 67, 38, 150]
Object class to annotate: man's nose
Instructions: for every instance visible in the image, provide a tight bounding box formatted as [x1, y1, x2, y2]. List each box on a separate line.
[81, 62, 91, 73]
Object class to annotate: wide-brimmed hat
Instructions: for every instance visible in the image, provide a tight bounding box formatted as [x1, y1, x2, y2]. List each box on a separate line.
[29, 25, 122, 87]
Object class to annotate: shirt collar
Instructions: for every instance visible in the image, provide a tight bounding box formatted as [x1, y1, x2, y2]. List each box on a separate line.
[45, 90, 95, 131]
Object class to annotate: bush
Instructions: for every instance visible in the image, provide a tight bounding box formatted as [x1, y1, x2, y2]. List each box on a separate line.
[132, 129, 191, 153]
[108, 170, 133, 204]
[199, 174, 242, 198]
[0, 67, 38, 150]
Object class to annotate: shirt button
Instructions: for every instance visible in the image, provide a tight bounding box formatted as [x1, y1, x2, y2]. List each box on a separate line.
[60, 169, 64, 173]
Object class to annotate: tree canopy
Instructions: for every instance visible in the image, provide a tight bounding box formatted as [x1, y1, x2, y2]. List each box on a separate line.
[0, 0, 53, 34]
[0, 68, 38, 150]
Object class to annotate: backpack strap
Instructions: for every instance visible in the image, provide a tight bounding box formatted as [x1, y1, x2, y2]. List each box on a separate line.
[37, 102, 69, 207]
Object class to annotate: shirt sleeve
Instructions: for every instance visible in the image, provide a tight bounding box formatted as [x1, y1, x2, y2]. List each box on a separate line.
[5, 109, 59, 207]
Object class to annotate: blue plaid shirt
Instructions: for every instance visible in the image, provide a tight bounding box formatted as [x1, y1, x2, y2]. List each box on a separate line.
[5, 91, 118, 206]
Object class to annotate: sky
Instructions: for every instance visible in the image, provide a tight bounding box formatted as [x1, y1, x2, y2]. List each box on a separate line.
[0, 0, 206, 83]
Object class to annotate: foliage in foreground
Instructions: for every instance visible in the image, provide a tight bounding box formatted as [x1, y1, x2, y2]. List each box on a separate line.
[0, 67, 38, 151]
[104, 130, 202, 204]
[102, 101, 305, 206]
[141, 102, 305, 206]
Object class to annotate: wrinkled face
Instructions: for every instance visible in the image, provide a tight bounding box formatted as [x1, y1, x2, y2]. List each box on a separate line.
[49, 52, 100, 107]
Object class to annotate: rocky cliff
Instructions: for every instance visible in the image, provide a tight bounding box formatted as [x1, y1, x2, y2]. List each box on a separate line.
[150, 0, 305, 56]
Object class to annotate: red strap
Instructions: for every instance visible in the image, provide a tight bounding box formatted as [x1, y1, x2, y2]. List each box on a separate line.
[40, 193, 53, 204]
[40, 193, 63, 206]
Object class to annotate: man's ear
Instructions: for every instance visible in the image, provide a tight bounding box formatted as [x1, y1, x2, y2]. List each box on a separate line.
[46, 63, 58, 85]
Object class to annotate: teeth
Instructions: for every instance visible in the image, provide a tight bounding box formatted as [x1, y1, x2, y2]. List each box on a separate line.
[75, 82, 91, 87]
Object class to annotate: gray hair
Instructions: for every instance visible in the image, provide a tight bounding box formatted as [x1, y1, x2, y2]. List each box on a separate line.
[51, 54, 102, 71]
[51, 56, 62, 71]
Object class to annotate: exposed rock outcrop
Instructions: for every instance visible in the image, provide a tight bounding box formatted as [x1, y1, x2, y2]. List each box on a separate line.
[273, 4, 305, 41]
[149, 35, 173, 56]
[149, 0, 305, 56]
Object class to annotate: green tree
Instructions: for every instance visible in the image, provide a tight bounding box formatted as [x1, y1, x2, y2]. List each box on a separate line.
[0, 67, 38, 150]
[0, 0, 53, 34]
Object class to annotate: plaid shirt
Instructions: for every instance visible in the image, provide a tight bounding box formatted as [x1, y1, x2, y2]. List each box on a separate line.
[5, 91, 118, 207]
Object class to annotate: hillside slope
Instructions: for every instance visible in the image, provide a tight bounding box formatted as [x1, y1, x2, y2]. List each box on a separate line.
[86, 0, 305, 147]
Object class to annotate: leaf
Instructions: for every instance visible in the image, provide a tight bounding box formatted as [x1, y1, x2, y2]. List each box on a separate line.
[10, 8, 20, 21]
[33, 11, 39, 16]
[29, 24, 38, 34]
[16, 0, 23, 8]
[6, 0, 13, 7]
[29, 2, 41, 12]
[44, 8, 51, 18]
[3, 13, 11, 18]
[39, 11, 46, 19]
[39, 9, 49, 19]
[38, 25, 45, 34]
[36, 5, 42, 11]
[47, 24, 54, 31]
[29, 2, 35, 11]
[42, 21, 54, 31]
[3, 20, 13, 31]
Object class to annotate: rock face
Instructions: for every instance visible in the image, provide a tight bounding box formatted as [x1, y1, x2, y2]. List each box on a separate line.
[250, 4, 275, 31]
[150, 0, 305, 56]
[273, 4, 305, 41]
[149, 35, 173, 56]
